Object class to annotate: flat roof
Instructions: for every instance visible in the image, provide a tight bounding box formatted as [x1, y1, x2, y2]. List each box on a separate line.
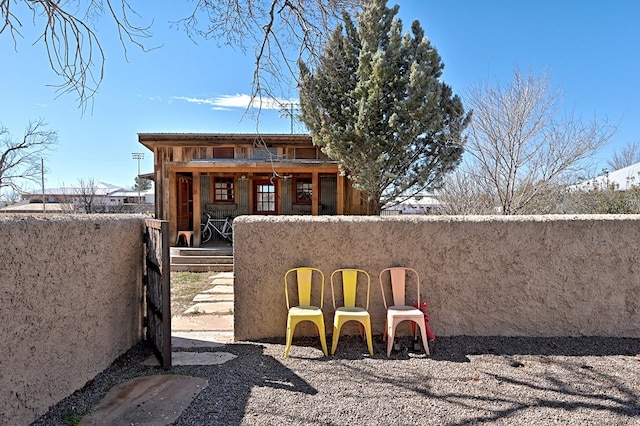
[138, 133, 313, 149]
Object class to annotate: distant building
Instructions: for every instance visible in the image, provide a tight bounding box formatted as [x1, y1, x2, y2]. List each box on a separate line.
[5, 182, 154, 213]
[382, 195, 442, 215]
[573, 162, 640, 191]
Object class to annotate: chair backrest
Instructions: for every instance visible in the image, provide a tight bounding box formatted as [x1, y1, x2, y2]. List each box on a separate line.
[284, 267, 325, 309]
[330, 268, 370, 310]
[379, 267, 420, 309]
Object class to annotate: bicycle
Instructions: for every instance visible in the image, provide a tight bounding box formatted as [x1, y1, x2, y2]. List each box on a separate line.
[201, 213, 234, 243]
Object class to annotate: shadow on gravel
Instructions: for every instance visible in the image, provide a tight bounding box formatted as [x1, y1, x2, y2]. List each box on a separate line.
[33, 336, 640, 425]
[255, 335, 640, 363]
[429, 336, 640, 363]
[33, 342, 317, 426]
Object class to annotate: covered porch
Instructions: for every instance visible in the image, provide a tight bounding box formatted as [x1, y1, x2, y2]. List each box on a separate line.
[139, 133, 367, 248]
[166, 161, 357, 247]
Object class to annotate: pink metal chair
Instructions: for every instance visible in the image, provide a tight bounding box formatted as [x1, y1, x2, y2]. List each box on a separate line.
[379, 267, 430, 357]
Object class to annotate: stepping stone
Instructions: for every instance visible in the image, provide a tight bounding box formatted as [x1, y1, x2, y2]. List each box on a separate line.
[202, 285, 234, 294]
[172, 331, 232, 347]
[193, 293, 216, 302]
[193, 293, 234, 303]
[184, 302, 234, 315]
[79, 375, 207, 425]
[172, 314, 234, 332]
[210, 277, 234, 286]
[172, 351, 237, 365]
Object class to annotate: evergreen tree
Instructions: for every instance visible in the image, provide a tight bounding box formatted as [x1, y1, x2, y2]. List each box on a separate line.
[298, 0, 469, 214]
[134, 176, 152, 191]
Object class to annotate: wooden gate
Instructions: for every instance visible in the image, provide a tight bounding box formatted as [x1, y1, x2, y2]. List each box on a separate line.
[144, 219, 171, 369]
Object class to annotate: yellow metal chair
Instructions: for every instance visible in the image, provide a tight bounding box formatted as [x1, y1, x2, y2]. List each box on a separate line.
[379, 267, 430, 357]
[330, 268, 374, 356]
[284, 267, 329, 358]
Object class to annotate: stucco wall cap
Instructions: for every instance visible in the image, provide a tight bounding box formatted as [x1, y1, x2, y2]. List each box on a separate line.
[232, 214, 640, 225]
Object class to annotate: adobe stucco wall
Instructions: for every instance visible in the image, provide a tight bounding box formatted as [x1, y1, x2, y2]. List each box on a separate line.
[0, 215, 146, 426]
[233, 215, 640, 341]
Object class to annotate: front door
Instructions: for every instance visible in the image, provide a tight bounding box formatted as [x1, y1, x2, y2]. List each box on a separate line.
[254, 179, 277, 214]
[177, 175, 193, 230]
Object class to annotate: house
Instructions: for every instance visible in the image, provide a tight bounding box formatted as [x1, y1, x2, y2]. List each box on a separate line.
[573, 162, 640, 191]
[138, 133, 366, 246]
[382, 194, 442, 215]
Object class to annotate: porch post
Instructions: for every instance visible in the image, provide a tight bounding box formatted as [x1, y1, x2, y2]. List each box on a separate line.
[312, 171, 319, 215]
[192, 172, 202, 247]
[337, 173, 345, 214]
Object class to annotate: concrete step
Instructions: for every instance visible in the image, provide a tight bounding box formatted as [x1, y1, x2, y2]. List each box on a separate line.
[171, 255, 233, 265]
[170, 244, 234, 272]
[174, 248, 233, 257]
[171, 263, 234, 273]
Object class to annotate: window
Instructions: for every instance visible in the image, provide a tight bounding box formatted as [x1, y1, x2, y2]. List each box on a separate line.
[252, 147, 279, 159]
[295, 178, 313, 204]
[294, 147, 317, 159]
[213, 147, 234, 158]
[255, 181, 276, 213]
[214, 177, 234, 202]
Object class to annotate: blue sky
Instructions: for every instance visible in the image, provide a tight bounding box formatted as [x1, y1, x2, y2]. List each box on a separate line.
[2, 0, 639, 192]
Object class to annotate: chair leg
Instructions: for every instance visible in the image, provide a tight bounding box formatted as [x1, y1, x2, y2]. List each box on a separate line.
[386, 321, 395, 357]
[363, 317, 374, 356]
[317, 319, 329, 356]
[415, 321, 430, 356]
[331, 319, 343, 355]
[284, 317, 296, 358]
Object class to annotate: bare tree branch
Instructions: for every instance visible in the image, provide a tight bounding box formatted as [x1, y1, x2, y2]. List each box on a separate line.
[607, 140, 640, 171]
[443, 67, 616, 215]
[2, 0, 360, 111]
[175, 0, 362, 113]
[1, 0, 153, 110]
[0, 119, 57, 193]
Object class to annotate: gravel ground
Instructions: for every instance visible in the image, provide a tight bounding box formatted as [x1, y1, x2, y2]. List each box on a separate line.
[33, 336, 640, 426]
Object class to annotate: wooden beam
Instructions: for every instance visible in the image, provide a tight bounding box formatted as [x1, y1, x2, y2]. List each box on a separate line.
[166, 161, 339, 173]
[192, 172, 201, 247]
[312, 171, 319, 215]
[337, 174, 345, 214]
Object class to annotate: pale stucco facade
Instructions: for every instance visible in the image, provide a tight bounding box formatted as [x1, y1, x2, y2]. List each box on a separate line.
[0, 215, 145, 426]
[3, 213, 640, 425]
[233, 215, 640, 341]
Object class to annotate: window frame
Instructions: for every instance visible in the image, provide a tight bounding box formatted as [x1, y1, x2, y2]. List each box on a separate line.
[213, 176, 235, 203]
[293, 177, 313, 205]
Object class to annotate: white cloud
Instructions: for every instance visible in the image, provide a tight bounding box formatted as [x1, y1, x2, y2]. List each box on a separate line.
[172, 94, 298, 111]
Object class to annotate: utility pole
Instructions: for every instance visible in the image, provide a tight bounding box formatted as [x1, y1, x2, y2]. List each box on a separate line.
[278, 102, 300, 134]
[131, 153, 144, 205]
[41, 158, 45, 212]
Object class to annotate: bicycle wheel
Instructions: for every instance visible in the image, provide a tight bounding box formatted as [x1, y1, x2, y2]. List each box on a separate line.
[201, 224, 212, 243]
[222, 219, 233, 241]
